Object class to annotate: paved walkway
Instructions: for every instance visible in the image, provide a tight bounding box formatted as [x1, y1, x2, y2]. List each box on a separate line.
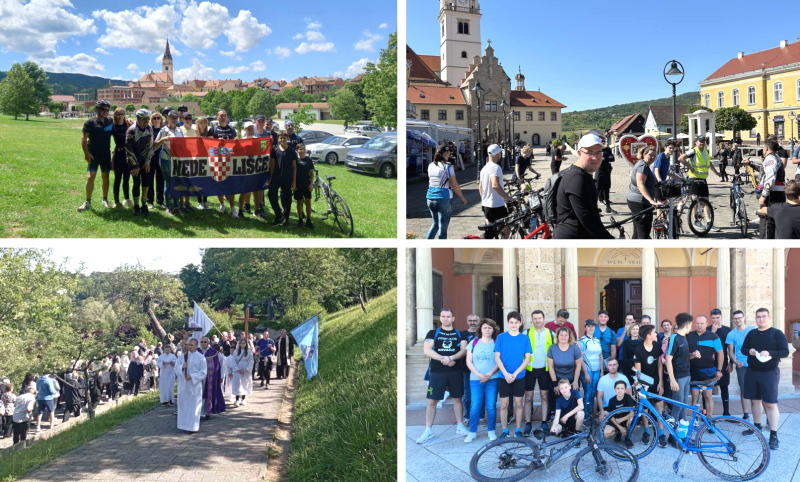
[19, 375, 292, 482]
[406, 393, 800, 482]
[406, 146, 773, 239]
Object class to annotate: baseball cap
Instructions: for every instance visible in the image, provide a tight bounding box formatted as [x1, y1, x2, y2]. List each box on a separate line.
[487, 144, 502, 156]
[161, 107, 173, 117]
[577, 134, 603, 150]
[166, 109, 180, 117]
[284, 119, 294, 126]
[584, 319, 596, 326]
[597, 309, 609, 316]
[254, 114, 266, 121]
[695, 135, 706, 142]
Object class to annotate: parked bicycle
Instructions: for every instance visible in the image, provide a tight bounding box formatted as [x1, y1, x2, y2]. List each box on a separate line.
[729, 172, 752, 238]
[658, 176, 715, 237]
[311, 164, 353, 236]
[598, 371, 769, 481]
[469, 416, 639, 482]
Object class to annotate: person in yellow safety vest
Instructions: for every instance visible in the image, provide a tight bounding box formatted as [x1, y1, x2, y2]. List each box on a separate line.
[522, 310, 555, 436]
[678, 135, 722, 232]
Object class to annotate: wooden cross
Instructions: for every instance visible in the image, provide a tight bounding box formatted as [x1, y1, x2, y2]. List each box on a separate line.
[237, 307, 259, 337]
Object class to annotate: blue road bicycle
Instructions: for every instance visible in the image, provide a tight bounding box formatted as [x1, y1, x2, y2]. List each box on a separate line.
[599, 371, 770, 481]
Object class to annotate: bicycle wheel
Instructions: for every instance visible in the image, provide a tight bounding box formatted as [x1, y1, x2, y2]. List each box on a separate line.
[598, 408, 658, 460]
[508, 218, 528, 239]
[331, 193, 354, 237]
[469, 438, 541, 482]
[737, 201, 748, 238]
[695, 416, 770, 481]
[687, 197, 714, 237]
[571, 442, 639, 482]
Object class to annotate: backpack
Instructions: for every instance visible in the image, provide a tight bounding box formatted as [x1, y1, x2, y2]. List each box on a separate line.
[541, 170, 567, 227]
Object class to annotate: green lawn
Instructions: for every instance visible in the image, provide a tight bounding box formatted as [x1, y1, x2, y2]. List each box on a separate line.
[0, 116, 396, 238]
[286, 288, 397, 482]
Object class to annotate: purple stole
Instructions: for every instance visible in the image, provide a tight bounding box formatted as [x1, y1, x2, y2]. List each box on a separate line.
[198, 347, 226, 414]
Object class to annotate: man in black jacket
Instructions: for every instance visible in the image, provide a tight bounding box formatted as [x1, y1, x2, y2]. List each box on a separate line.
[275, 329, 295, 379]
[595, 139, 615, 213]
[553, 134, 614, 239]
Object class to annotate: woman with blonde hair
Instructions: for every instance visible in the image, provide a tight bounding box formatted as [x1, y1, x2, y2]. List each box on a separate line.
[626, 145, 663, 239]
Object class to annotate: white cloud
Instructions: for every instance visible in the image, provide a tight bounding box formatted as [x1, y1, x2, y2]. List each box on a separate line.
[127, 63, 139, 71]
[194, 50, 206, 58]
[272, 46, 292, 59]
[355, 31, 383, 53]
[94, 5, 178, 53]
[333, 58, 371, 79]
[306, 31, 326, 42]
[296, 42, 335, 54]
[34, 53, 104, 75]
[292, 33, 303, 40]
[250, 60, 265, 72]
[220, 50, 237, 57]
[173, 57, 215, 83]
[305, 18, 322, 30]
[220, 65, 248, 74]
[179, 3, 270, 52]
[227, 9, 271, 51]
[378, 23, 388, 29]
[95, 47, 110, 55]
[0, 0, 96, 57]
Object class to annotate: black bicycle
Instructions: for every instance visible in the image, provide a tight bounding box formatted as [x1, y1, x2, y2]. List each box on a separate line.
[729, 172, 751, 238]
[311, 165, 353, 236]
[469, 417, 639, 482]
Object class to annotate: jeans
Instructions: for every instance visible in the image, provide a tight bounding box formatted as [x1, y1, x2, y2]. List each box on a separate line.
[160, 157, 179, 209]
[671, 376, 691, 421]
[581, 370, 601, 415]
[462, 372, 471, 418]
[469, 379, 498, 433]
[426, 198, 453, 239]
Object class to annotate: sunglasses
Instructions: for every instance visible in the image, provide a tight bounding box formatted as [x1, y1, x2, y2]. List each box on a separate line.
[184, 116, 193, 120]
[710, 309, 722, 315]
[98, 108, 110, 112]
[152, 117, 162, 120]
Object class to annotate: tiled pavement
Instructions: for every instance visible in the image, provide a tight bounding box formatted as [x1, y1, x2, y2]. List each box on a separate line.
[18, 375, 291, 482]
[406, 146, 769, 239]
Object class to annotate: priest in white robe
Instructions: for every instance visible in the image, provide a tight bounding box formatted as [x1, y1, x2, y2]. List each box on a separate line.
[175, 339, 207, 432]
[157, 345, 177, 405]
[230, 339, 254, 406]
[221, 352, 233, 401]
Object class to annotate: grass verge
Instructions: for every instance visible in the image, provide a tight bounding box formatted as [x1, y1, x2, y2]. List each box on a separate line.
[285, 288, 397, 482]
[0, 392, 159, 482]
[0, 116, 396, 238]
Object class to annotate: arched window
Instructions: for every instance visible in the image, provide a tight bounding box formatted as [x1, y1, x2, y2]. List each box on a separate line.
[732, 88, 739, 106]
[463, 22, 469, 35]
[461, 51, 467, 58]
[458, 21, 464, 34]
[747, 85, 756, 105]
[774, 81, 783, 103]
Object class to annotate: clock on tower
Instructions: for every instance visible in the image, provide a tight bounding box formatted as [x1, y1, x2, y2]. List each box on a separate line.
[438, 0, 481, 85]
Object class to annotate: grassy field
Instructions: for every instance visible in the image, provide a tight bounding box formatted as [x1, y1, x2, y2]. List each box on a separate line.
[0, 116, 396, 238]
[0, 392, 159, 482]
[286, 288, 397, 482]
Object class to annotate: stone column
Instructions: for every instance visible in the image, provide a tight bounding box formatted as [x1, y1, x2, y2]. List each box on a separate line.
[773, 248, 795, 394]
[731, 248, 747, 316]
[406, 248, 417, 349]
[564, 248, 579, 322]
[518, 248, 562, 321]
[502, 248, 519, 322]
[641, 248, 656, 317]
[415, 247, 433, 343]
[716, 248, 731, 324]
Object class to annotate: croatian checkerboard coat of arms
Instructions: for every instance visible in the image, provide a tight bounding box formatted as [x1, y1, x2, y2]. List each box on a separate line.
[208, 146, 234, 182]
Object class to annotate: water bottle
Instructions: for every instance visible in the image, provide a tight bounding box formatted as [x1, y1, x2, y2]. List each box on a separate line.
[677, 420, 689, 439]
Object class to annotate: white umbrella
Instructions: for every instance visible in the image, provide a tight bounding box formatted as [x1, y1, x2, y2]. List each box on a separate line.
[677, 133, 690, 139]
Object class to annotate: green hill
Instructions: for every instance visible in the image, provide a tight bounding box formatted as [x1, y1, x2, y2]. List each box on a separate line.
[563, 91, 700, 132]
[0, 71, 130, 96]
[286, 288, 397, 482]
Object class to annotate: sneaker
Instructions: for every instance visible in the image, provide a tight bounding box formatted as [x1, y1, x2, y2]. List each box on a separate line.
[523, 422, 533, 437]
[297, 218, 305, 227]
[125, 199, 134, 208]
[464, 432, 477, 443]
[77, 201, 91, 211]
[306, 219, 314, 229]
[694, 221, 705, 230]
[172, 206, 182, 215]
[165, 207, 176, 216]
[141, 204, 149, 217]
[102, 199, 110, 208]
[668, 434, 678, 448]
[722, 412, 731, 417]
[479, 418, 486, 427]
[710, 224, 721, 232]
[499, 430, 510, 439]
[641, 431, 650, 446]
[624, 437, 633, 449]
[183, 203, 193, 212]
[218, 204, 226, 213]
[230, 208, 238, 218]
[238, 210, 245, 219]
[769, 433, 779, 450]
[416, 429, 434, 444]
[36, 427, 42, 434]
[240, 400, 246, 406]
[113, 202, 124, 209]
[514, 429, 524, 438]
[455, 423, 469, 436]
[234, 400, 240, 407]
[243, 203, 252, 213]
[541, 421, 549, 432]
[132, 205, 140, 216]
[605, 206, 618, 214]
[255, 209, 265, 220]
[658, 434, 667, 448]
[271, 218, 284, 226]
[146, 203, 155, 210]
[743, 414, 750, 421]
[487, 430, 497, 441]
[283, 218, 290, 227]
[614, 433, 622, 443]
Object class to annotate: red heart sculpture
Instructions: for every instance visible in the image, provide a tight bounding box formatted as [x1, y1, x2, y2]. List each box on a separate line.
[618, 135, 659, 166]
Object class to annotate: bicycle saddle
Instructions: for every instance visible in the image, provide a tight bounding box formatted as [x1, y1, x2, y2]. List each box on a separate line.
[532, 429, 549, 441]
[477, 219, 504, 231]
[326, 175, 336, 181]
[690, 378, 718, 388]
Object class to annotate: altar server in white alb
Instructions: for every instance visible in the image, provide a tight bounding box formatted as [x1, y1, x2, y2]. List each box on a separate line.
[220, 349, 233, 402]
[175, 339, 207, 432]
[157, 345, 177, 406]
[230, 339, 254, 406]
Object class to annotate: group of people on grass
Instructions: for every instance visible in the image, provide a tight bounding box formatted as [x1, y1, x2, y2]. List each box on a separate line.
[417, 306, 788, 451]
[79, 100, 318, 228]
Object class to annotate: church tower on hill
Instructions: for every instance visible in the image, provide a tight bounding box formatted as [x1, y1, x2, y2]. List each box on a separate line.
[438, 0, 482, 85]
[162, 39, 173, 76]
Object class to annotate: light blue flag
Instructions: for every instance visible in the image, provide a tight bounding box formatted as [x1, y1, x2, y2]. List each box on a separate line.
[291, 314, 319, 380]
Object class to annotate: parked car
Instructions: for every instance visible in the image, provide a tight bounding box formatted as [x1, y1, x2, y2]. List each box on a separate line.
[344, 125, 382, 137]
[308, 135, 370, 165]
[345, 132, 396, 178]
[298, 130, 334, 145]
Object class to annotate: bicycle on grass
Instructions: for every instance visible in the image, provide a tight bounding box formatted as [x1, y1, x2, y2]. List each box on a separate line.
[598, 371, 769, 481]
[469, 416, 639, 482]
[311, 164, 353, 236]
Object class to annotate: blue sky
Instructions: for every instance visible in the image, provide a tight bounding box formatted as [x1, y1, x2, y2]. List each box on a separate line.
[0, 0, 396, 82]
[407, 0, 800, 112]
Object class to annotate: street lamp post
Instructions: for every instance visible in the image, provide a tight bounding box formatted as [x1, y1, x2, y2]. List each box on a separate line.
[473, 81, 485, 182]
[790, 111, 796, 153]
[511, 109, 516, 148]
[664, 59, 685, 240]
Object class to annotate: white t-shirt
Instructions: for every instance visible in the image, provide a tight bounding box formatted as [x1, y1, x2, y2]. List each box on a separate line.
[480, 162, 505, 208]
[597, 373, 631, 409]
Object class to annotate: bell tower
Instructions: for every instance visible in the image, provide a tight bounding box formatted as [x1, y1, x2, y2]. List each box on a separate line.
[162, 39, 173, 76]
[438, 0, 481, 86]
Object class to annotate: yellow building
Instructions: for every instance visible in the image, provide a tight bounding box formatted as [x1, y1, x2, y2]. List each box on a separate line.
[699, 39, 800, 141]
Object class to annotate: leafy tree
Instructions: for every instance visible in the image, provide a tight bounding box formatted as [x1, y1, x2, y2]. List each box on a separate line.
[180, 93, 200, 103]
[248, 88, 277, 117]
[48, 101, 64, 117]
[361, 31, 397, 128]
[140, 104, 149, 110]
[344, 81, 368, 120]
[232, 94, 249, 121]
[302, 93, 314, 103]
[680, 105, 712, 134]
[291, 104, 317, 132]
[110, 104, 117, 112]
[21, 61, 52, 119]
[125, 103, 135, 114]
[0, 63, 38, 120]
[199, 90, 219, 115]
[340, 249, 396, 313]
[277, 86, 304, 104]
[713, 106, 757, 138]
[74, 104, 82, 115]
[328, 88, 364, 127]
[154, 104, 162, 112]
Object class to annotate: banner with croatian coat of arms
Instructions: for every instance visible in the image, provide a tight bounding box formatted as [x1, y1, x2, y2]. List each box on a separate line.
[168, 137, 272, 197]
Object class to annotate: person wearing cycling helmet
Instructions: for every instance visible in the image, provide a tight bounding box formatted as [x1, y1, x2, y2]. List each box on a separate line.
[125, 109, 154, 217]
[78, 100, 113, 211]
[678, 135, 722, 232]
